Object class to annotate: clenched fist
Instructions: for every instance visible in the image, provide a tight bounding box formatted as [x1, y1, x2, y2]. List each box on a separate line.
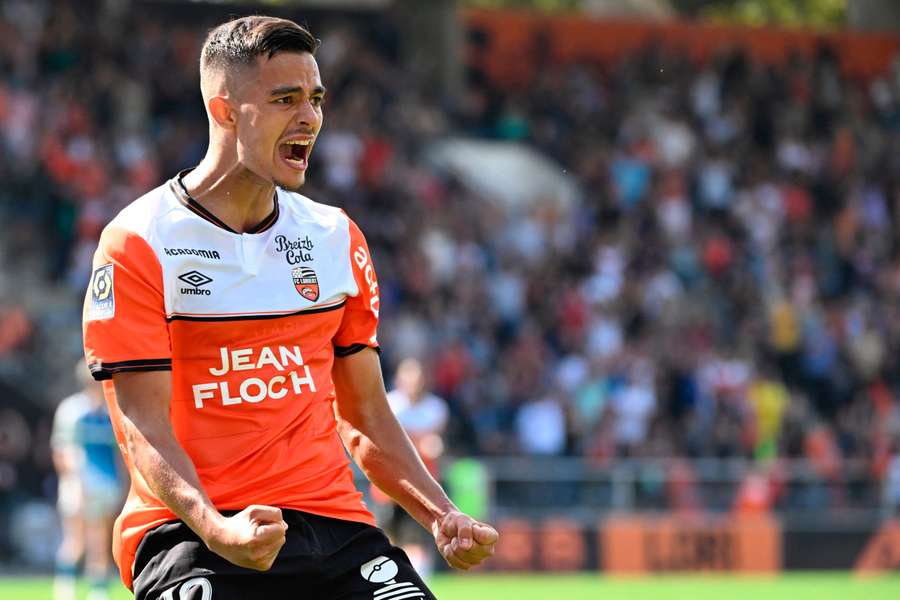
[205, 505, 288, 571]
[433, 511, 498, 570]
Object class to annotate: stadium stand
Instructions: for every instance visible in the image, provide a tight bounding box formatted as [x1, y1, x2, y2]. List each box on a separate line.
[0, 0, 899, 566]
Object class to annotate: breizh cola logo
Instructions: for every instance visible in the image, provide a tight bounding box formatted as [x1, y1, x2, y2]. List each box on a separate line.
[292, 266, 319, 301]
[275, 234, 314, 264]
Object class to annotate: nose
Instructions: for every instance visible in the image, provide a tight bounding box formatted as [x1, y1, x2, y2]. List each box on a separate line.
[294, 99, 321, 128]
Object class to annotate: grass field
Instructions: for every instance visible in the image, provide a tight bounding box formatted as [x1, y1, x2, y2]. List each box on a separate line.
[2, 573, 899, 600]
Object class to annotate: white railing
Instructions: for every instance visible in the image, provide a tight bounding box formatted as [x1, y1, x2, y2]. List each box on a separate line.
[470, 456, 891, 524]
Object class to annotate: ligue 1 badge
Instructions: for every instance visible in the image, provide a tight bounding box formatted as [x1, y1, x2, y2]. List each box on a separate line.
[88, 263, 115, 320]
[292, 266, 319, 302]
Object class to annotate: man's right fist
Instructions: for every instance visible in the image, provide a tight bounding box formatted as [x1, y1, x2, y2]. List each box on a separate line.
[205, 505, 288, 571]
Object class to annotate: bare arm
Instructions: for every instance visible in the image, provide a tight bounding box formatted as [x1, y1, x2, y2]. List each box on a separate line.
[332, 350, 452, 529]
[332, 348, 497, 569]
[112, 370, 286, 570]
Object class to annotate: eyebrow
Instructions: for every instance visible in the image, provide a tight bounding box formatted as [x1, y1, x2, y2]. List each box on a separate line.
[269, 85, 327, 97]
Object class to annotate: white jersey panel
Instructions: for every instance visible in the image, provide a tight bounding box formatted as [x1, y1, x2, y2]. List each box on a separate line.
[105, 181, 358, 319]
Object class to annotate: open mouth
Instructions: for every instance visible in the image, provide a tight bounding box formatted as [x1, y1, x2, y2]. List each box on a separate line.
[279, 139, 312, 170]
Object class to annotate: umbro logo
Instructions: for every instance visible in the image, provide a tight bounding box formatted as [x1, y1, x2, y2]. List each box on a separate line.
[179, 270, 213, 296]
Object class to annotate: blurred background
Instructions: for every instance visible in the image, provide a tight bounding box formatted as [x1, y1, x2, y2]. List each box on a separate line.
[1, 0, 900, 596]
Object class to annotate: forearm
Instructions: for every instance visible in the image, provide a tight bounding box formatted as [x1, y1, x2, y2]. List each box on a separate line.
[340, 419, 455, 532]
[333, 349, 457, 532]
[112, 371, 224, 542]
[120, 411, 288, 571]
[120, 413, 222, 540]
[331, 351, 497, 569]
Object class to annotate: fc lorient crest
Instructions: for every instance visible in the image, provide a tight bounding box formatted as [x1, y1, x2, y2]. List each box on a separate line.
[292, 266, 319, 301]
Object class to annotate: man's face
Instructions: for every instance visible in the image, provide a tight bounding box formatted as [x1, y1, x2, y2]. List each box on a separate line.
[232, 52, 324, 191]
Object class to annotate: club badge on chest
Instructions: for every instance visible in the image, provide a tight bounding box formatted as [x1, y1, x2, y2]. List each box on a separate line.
[292, 266, 319, 302]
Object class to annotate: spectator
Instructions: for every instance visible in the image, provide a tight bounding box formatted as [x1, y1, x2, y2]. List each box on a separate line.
[0, 1, 899, 542]
[383, 358, 450, 579]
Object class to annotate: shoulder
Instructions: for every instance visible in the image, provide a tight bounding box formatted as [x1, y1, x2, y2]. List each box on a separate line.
[97, 181, 180, 259]
[420, 394, 449, 421]
[54, 392, 90, 424]
[386, 389, 411, 414]
[59, 391, 90, 411]
[277, 188, 349, 232]
[106, 181, 178, 239]
[424, 393, 448, 409]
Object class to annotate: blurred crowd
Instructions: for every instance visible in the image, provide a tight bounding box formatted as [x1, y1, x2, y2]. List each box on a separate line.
[455, 38, 900, 474]
[1, 0, 900, 540]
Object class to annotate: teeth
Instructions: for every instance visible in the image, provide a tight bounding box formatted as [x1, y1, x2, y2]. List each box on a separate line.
[284, 140, 312, 146]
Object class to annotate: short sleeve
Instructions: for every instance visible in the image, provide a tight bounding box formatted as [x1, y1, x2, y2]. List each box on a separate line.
[51, 396, 81, 450]
[333, 216, 381, 357]
[83, 225, 172, 380]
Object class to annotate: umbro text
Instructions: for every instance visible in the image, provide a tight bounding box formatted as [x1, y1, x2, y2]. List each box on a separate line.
[181, 287, 211, 296]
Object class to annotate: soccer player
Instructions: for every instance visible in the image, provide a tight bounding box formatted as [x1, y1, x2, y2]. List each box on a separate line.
[82, 15, 497, 600]
[52, 365, 90, 600]
[382, 358, 451, 579]
[52, 361, 124, 600]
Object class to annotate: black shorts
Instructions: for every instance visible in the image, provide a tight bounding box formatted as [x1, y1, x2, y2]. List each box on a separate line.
[132, 509, 437, 600]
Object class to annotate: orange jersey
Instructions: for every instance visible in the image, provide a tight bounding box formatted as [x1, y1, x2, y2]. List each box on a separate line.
[83, 172, 380, 589]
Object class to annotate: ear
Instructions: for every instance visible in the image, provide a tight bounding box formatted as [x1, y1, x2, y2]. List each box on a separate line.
[208, 96, 236, 130]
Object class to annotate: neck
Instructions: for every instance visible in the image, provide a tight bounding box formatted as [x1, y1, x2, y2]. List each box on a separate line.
[182, 146, 277, 233]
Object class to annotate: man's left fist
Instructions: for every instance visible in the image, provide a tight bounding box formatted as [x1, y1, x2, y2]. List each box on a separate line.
[433, 511, 498, 570]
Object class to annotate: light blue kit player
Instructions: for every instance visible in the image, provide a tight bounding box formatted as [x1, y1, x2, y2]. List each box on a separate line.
[53, 362, 125, 600]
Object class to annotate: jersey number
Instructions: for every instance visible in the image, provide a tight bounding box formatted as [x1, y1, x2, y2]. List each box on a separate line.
[160, 577, 212, 600]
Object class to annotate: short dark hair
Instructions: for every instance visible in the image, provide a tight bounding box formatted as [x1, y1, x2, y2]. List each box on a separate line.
[201, 15, 319, 73]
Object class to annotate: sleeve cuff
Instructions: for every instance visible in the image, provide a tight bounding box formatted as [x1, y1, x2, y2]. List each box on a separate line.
[88, 358, 172, 381]
[333, 343, 381, 358]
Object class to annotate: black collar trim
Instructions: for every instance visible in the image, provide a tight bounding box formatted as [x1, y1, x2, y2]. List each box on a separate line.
[171, 169, 280, 235]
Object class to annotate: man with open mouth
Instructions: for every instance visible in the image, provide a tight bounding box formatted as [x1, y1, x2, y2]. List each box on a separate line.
[82, 15, 497, 600]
